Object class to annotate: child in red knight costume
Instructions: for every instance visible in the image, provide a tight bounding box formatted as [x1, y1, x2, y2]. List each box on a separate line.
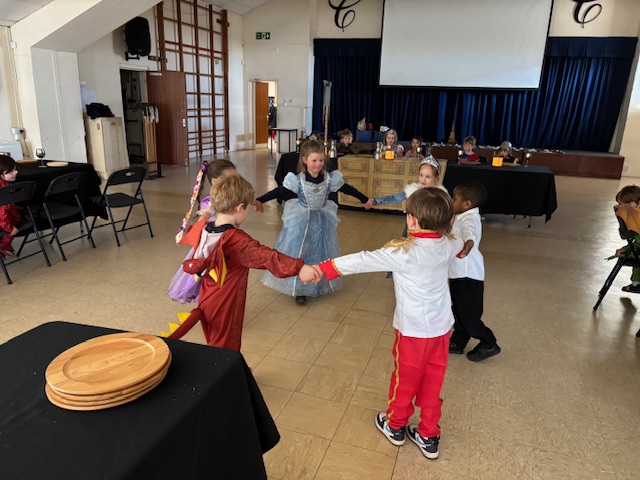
[165, 173, 320, 351]
[315, 188, 465, 460]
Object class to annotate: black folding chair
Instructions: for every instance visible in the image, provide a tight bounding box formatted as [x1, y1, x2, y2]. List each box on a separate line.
[593, 215, 640, 327]
[89, 167, 153, 246]
[0, 181, 51, 284]
[34, 172, 96, 262]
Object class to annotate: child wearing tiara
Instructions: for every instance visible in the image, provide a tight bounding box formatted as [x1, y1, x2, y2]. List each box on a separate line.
[373, 156, 446, 209]
[254, 139, 373, 303]
[167, 159, 236, 303]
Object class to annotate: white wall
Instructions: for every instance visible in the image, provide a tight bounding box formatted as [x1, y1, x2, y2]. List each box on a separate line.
[0, 28, 18, 144]
[227, 12, 246, 151]
[243, 0, 315, 144]
[77, 8, 159, 119]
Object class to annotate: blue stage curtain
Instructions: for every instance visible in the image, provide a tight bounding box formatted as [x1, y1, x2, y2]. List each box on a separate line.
[313, 37, 637, 151]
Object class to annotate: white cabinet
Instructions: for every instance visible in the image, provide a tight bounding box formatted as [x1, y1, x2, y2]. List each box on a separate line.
[85, 117, 129, 180]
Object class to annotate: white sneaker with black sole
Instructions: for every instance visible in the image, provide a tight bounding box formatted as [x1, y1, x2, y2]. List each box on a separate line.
[375, 412, 405, 446]
[407, 424, 439, 459]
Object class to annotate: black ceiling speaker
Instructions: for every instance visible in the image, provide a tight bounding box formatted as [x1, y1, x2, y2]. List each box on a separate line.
[125, 17, 151, 60]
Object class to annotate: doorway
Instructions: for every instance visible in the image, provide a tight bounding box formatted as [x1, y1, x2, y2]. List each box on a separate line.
[254, 81, 277, 148]
[120, 70, 146, 165]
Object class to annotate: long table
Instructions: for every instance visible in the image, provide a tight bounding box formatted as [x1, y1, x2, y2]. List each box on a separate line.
[17, 160, 106, 219]
[0, 322, 279, 479]
[442, 162, 558, 223]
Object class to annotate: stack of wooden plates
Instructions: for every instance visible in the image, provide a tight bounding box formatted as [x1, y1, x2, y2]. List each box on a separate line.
[45, 332, 171, 411]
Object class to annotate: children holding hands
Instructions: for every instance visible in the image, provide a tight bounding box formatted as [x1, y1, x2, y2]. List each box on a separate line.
[255, 140, 373, 303]
[165, 173, 320, 351]
[313, 187, 466, 460]
[448, 181, 500, 361]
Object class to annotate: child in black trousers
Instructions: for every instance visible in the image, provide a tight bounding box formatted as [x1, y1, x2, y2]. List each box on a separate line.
[448, 181, 500, 361]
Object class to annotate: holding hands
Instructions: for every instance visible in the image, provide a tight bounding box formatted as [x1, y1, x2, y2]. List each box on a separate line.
[252, 200, 264, 213]
[456, 239, 474, 258]
[299, 264, 323, 284]
[363, 198, 374, 210]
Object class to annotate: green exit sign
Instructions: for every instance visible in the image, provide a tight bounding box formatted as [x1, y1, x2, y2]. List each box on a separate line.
[256, 32, 271, 40]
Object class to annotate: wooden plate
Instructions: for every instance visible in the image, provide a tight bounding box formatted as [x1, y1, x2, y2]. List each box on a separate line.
[16, 159, 38, 164]
[45, 373, 165, 411]
[46, 161, 69, 167]
[47, 351, 171, 402]
[45, 332, 170, 396]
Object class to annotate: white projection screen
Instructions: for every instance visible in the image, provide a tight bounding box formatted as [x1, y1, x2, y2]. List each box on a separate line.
[379, 0, 553, 89]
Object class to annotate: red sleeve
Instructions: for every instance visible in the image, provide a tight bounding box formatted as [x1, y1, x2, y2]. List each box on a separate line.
[318, 260, 341, 281]
[233, 230, 304, 277]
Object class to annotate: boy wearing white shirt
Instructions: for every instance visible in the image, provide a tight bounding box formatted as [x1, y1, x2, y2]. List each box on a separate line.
[316, 188, 464, 460]
[449, 181, 500, 362]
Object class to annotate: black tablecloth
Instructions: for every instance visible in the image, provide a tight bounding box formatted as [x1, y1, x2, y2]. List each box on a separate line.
[0, 322, 279, 480]
[17, 161, 105, 219]
[442, 162, 558, 222]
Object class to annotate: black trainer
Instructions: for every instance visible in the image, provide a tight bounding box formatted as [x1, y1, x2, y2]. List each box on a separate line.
[295, 295, 307, 304]
[466, 343, 501, 362]
[449, 341, 464, 354]
[375, 412, 405, 446]
[407, 424, 439, 459]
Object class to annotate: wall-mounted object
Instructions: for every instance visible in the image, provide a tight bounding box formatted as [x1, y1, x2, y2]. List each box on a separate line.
[125, 17, 151, 61]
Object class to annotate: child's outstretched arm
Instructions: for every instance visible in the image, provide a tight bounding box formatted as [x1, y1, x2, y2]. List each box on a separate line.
[373, 192, 407, 206]
[337, 181, 371, 209]
[254, 186, 297, 212]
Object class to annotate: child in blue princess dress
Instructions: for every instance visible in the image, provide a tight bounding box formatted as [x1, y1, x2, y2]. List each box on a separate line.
[167, 159, 237, 303]
[254, 139, 373, 303]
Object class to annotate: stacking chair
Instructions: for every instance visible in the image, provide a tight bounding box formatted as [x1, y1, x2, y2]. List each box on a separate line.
[90, 167, 153, 247]
[36, 172, 96, 262]
[0, 181, 51, 284]
[593, 214, 640, 323]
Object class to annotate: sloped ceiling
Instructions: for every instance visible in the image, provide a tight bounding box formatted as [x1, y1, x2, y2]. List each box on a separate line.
[0, 0, 267, 28]
[200, 0, 269, 16]
[0, 0, 55, 26]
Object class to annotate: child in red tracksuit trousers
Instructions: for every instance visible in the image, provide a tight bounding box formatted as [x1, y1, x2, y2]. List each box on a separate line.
[316, 187, 464, 460]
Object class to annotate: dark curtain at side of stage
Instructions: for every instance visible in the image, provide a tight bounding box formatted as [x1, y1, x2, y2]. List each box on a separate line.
[312, 37, 637, 152]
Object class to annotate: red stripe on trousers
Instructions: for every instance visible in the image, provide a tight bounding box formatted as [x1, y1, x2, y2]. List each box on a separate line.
[386, 329, 449, 438]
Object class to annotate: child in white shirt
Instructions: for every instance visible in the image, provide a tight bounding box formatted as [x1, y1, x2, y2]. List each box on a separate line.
[316, 188, 464, 460]
[449, 181, 500, 361]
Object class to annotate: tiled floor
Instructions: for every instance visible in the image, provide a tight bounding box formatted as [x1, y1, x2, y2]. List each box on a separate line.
[2, 149, 640, 479]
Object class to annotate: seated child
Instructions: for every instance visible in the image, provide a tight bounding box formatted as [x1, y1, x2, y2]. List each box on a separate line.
[458, 136, 484, 164]
[448, 181, 500, 361]
[336, 129, 359, 155]
[613, 185, 640, 293]
[0, 155, 21, 258]
[164, 174, 320, 351]
[314, 188, 465, 460]
[497, 141, 517, 163]
[404, 136, 424, 158]
[383, 129, 404, 157]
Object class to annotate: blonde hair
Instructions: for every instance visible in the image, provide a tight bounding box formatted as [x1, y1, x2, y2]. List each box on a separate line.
[209, 173, 255, 214]
[419, 158, 440, 180]
[406, 187, 453, 233]
[384, 129, 399, 145]
[297, 139, 326, 174]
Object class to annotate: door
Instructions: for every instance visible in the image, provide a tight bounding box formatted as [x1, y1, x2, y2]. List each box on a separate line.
[255, 82, 269, 145]
[147, 71, 188, 166]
